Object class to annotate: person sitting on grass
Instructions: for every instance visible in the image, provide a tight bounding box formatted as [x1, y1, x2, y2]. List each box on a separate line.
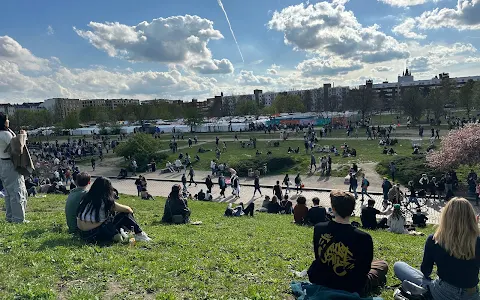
[307, 190, 388, 297]
[76, 177, 151, 243]
[195, 189, 206, 201]
[361, 199, 388, 230]
[387, 204, 409, 234]
[258, 195, 270, 212]
[394, 198, 480, 300]
[412, 208, 428, 228]
[280, 194, 293, 214]
[307, 197, 328, 225]
[293, 196, 309, 225]
[162, 184, 191, 224]
[140, 187, 155, 200]
[224, 202, 255, 217]
[65, 172, 90, 234]
[268, 195, 282, 214]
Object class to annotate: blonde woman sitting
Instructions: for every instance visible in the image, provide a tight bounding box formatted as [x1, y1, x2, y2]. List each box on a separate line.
[394, 197, 480, 300]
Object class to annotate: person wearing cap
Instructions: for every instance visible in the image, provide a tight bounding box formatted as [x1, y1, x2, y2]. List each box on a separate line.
[161, 184, 190, 224]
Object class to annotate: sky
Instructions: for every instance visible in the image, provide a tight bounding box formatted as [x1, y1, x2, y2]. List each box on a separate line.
[1, 0, 480, 103]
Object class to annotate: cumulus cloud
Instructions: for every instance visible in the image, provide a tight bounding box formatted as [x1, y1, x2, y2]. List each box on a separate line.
[392, 18, 427, 39]
[407, 42, 477, 72]
[74, 15, 234, 74]
[372, 66, 394, 72]
[415, 0, 480, 31]
[297, 57, 363, 76]
[267, 68, 278, 75]
[378, 0, 438, 7]
[0, 36, 51, 71]
[267, 1, 409, 63]
[236, 70, 274, 85]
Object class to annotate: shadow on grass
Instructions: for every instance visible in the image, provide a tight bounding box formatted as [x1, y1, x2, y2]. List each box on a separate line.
[37, 236, 85, 250]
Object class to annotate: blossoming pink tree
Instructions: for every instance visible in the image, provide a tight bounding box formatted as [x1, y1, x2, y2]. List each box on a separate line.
[427, 123, 480, 170]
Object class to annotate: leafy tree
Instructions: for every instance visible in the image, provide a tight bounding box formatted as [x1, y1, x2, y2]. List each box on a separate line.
[424, 88, 445, 122]
[79, 106, 96, 123]
[459, 79, 475, 116]
[115, 133, 167, 171]
[301, 90, 314, 111]
[261, 105, 276, 115]
[400, 87, 425, 122]
[345, 88, 377, 121]
[234, 97, 259, 116]
[62, 112, 80, 129]
[273, 94, 305, 113]
[184, 107, 204, 132]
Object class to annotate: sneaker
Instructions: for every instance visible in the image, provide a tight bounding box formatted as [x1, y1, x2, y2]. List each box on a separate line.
[119, 228, 128, 239]
[135, 232, 152, 242]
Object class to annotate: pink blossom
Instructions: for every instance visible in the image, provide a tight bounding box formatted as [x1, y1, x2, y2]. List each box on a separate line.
[426, 123, 480, 170]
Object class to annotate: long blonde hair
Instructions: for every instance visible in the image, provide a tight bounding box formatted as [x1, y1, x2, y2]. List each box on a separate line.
[434, 197, 479, 260]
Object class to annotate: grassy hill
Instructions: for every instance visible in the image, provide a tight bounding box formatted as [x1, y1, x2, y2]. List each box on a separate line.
[0, 195, 434, 299]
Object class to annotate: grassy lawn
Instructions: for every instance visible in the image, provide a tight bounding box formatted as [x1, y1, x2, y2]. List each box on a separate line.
[0, 194, 434, 300]
[166, 138, 440, 176]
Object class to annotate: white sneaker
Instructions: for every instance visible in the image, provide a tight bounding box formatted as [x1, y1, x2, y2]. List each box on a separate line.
[119, 228, 128, 239]
[134, 232, 152, 242]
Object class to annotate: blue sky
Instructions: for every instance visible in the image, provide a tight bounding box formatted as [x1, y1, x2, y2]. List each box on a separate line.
[1, 0, 480, 102]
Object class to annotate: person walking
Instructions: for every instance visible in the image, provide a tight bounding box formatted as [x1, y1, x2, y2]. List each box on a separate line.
[181, 174, 187, 192]
[253, 175, 262, 197]
[389, 161, 396, 183]
[0, 113, 28, 223]
[188, 166, 197, 187]
[131, 158, 137, 176]
[91, 157, 96, 171]
[361, 174, 372, 201]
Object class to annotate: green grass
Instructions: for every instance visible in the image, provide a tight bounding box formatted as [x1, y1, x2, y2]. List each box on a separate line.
[0, 194, 434, 299]
[166, 138, 440, 176]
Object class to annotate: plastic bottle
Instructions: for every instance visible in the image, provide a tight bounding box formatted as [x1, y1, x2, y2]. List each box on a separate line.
[128, 226, 136, 247]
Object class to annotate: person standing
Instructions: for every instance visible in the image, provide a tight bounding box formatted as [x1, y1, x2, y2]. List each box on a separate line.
[389, 161, 396, 183]
[253, 175, 262, 197]
[188, 166, 197, 187]
[349, 173, 358, 199]
[283, 174, 291, 195]
[205, 175, 213, 194]
[310, 153, 317, 173]
[295, 174, 302, 194]
[361, 174, 372, 202]
[0, 113, 28, 223]
[273, 181, 283, 200]
[218, 175, 226, 198]
[91, 157, 96, 171]
[382, 178, 392, 205]
[181, 174, 187, 192]
[131, 158, 137, 176]
[435, 128, 440, 139]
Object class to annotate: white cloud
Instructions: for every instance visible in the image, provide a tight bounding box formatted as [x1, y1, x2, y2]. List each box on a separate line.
[251, 59, 264, 65]
[267, 1, 409, 63]
[267, 68, 278, 75]
[407, 42, 477, 72]
[74, 15, 234, 74]
[47, 25, 54, 35]
[372, 66, 394, 72]
[270, 64, 281, 69]
[0, 36, 51, 71]
[392, 18, 427, 39]
[378, 0, 438, 7]
[297, 56, 363, 76]
[236, 70, 274, 85]
[466, 56, 480, 63]
[416, 0, 480, 31]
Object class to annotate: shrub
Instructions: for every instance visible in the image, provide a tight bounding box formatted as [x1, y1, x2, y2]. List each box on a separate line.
[376, 156, 443, 188]
[229, 156, 296, 177]
[115, 134, 168, 172]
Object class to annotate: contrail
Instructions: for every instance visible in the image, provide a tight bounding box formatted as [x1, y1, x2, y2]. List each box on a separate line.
[217, 0, 244, 63]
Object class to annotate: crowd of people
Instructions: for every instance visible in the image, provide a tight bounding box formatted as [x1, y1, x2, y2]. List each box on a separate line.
[4, 109, 480, 300]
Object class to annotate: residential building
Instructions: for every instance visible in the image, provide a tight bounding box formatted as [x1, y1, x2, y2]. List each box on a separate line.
[0, 104, 16, 116]
[362, 69, 480, 110]
[40, 98, 82, 119]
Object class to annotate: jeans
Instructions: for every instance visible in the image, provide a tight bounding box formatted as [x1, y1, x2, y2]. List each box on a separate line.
[253, 187, 262, 195]
[361, 188, 370, 200]
[352, 185, 358, 198]
[243, 203, 255, 216]
[394, 262, 480, 300]
[0, 159, 27, 223]
[79, 212, 142, 243]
